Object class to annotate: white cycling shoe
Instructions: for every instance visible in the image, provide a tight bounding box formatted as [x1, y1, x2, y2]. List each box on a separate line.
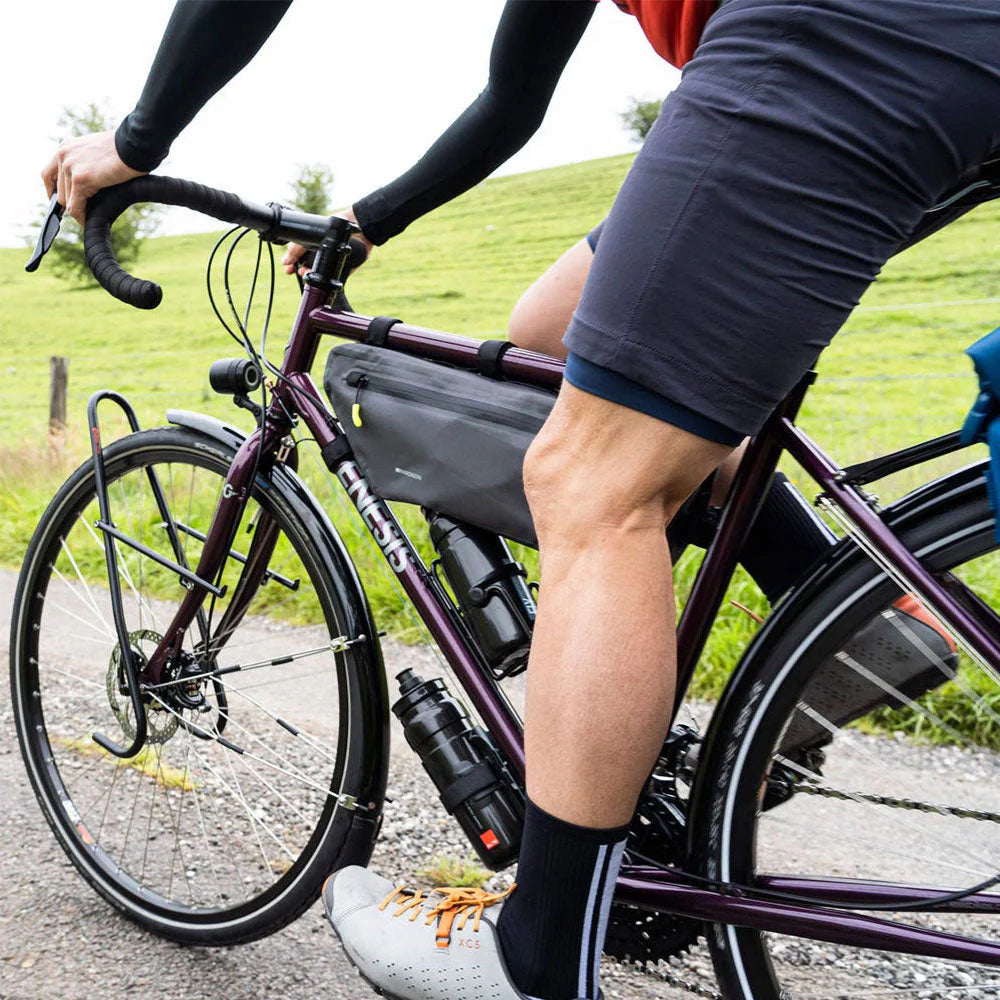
[324, 866, 592, 1000]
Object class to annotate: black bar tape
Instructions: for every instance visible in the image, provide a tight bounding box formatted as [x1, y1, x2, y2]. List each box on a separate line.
[84, 175, 273, 309]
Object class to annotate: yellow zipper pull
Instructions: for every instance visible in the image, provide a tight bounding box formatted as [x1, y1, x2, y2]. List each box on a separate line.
[351, 375, 367, 428]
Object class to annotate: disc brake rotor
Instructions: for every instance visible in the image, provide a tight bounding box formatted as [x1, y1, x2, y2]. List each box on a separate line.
[106, 629, 178, 745]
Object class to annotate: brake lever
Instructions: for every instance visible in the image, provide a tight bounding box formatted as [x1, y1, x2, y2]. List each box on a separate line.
[25, 194, 65, 273]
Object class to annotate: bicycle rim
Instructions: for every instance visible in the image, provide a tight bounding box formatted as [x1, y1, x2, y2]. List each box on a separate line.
[11, 428, 370, 942]
[702, 487, 1000, 999]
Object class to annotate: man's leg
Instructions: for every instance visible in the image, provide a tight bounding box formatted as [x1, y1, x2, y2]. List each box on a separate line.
[496, 383, 730, 1000]
[522, 384, 729, 825]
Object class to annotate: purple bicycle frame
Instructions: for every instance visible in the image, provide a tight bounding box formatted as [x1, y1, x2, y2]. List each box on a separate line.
[145, 284, 1000, 966]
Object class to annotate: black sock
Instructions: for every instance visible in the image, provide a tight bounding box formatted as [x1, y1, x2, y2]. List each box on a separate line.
[740, 472, 835, 604]
[497, 800, 627, 1000]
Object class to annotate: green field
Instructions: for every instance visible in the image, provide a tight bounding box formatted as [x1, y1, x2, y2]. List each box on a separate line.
[2, 152, 999, 736]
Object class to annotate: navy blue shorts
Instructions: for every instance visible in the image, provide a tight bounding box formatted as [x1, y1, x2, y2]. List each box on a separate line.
[564, 0, 1000, 444]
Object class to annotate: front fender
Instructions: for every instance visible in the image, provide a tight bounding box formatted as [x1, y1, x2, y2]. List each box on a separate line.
[166, 408, 390, 863]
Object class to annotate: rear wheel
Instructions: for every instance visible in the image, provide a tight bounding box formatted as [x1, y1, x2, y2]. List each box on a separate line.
[697, 483, 1000, 998]
[10, 426, 387, 944]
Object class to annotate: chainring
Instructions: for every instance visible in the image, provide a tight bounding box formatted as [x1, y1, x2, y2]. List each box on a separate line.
[605, 901, 703, 966]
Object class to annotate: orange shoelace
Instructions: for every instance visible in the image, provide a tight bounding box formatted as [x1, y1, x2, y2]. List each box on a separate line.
[378, 883, 516, 948]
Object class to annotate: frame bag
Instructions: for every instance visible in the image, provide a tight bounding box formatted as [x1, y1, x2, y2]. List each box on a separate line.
[324, 342, 555, 546]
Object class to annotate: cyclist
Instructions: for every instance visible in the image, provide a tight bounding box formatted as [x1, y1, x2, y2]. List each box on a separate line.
[44, 2, 999, 999]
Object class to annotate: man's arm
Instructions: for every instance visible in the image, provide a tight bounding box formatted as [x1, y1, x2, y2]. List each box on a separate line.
[115, 0, 291, 171]
[44, 0, 291, 222]
[353, 0, 595, 246]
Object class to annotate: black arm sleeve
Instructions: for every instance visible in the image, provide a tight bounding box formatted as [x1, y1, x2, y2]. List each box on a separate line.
[115, 0, 291, 172]
[353, 0, 595, 246]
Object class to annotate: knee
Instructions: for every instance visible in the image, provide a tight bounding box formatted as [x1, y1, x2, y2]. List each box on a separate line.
[523, 424, 691, 548]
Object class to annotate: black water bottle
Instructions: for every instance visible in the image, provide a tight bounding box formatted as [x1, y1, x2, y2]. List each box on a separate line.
[392, 669, 524, 869]
[427, 513, 534, 677]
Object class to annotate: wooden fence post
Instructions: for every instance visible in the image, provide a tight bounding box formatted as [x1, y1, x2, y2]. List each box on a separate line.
[49, 356, 68, 439]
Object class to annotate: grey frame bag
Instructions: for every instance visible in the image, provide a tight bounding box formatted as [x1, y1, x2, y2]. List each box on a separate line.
[324, 342, 555, 546]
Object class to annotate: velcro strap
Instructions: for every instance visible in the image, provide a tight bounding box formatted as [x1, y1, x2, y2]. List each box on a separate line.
[439, 762, 497, 813]
[320, 435, 353, 470]
[476, 339, 514, 379]
[366, 315, 402, 347]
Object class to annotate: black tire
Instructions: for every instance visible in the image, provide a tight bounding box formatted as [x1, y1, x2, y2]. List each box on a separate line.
[10, 426, 388, 945]
[694, 479, 1000, 999]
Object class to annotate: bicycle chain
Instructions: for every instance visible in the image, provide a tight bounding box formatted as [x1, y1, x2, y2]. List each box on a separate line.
[791, 780, 1000, 822]
[606, 779, 997, 999]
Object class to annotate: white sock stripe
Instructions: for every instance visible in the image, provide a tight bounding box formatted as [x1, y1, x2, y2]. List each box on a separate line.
[577, 843, 608, 999]
[590, 840, 627, 994]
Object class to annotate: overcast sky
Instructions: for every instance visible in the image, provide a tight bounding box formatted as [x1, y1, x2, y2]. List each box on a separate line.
[1, 1, 679, 248]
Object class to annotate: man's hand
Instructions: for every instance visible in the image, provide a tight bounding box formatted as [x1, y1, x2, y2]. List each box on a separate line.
[282, 207, 373, 276]
[42, 131, 146, 225]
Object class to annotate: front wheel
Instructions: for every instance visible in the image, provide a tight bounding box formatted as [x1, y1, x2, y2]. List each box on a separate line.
[10, 426, 388, 944]
[697, 481, 1000, 998]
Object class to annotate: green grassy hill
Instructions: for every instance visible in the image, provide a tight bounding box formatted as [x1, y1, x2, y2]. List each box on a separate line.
[0, 154, 633, 454]
[2, 152, 999, 731]
[2, 151, 996, 467]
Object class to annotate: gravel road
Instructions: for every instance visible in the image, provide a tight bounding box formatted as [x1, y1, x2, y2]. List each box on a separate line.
[3, 564, 1000, 1000]
[0, 568, 695, 1000]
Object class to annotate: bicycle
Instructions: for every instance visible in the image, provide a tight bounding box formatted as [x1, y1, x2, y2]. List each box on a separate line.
[11, 169, 1000, 999]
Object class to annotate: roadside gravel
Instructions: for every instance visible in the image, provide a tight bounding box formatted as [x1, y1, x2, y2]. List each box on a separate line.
[4, 566, 1000, 1000]
[0, 569, 691, 1000]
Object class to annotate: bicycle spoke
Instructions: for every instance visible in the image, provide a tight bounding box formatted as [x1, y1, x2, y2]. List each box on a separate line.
[38, 660, 106, 693]
[219, 748, 277, 876]
[791, 701, 990, 824]
[178, 744, 220, 906]
[140, 745, 162, 886]
[59, 530, 115, 634]
[215, 676, 342, 765]
[95, 756, 123, 844]
[50, 561, 112, 637]
[144, 690, 341, 801]
[18, 440, 359, 939]
[112, 539, 163, 634]
[760, 810, 994, 881]
[41, 595, 114, 641]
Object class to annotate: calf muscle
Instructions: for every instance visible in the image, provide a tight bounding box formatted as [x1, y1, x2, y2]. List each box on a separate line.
[523, 382, 731, 827]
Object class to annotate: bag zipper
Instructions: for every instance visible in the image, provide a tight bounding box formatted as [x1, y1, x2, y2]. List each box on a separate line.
[345, 369, 546, 433]
[351, 375, 368, 427]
